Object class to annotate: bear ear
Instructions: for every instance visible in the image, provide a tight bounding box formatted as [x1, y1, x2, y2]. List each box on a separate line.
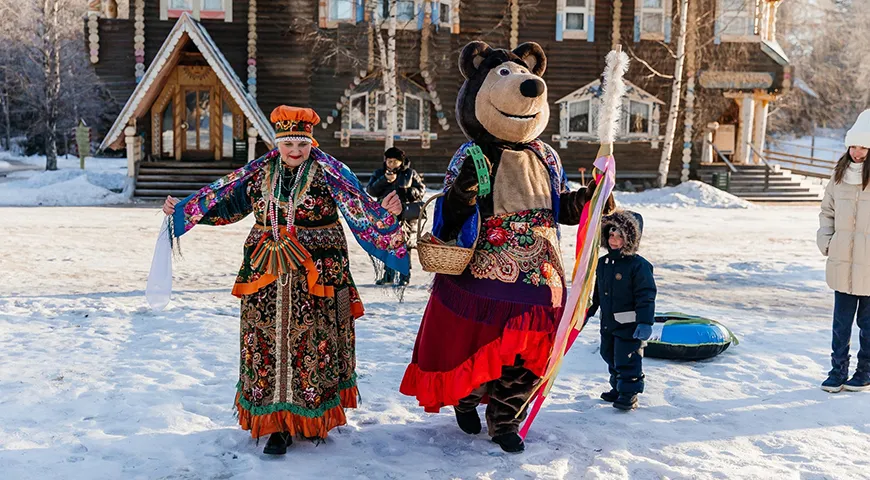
[459, 41, 493, 79]
[513, 42, 547, 77]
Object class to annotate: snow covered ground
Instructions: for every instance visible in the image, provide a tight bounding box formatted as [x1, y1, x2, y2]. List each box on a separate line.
[1, 201, 869, 479]
[0, 153, 129, 206]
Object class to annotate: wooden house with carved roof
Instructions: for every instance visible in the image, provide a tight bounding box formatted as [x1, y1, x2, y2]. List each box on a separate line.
[87, 0, 790, 198]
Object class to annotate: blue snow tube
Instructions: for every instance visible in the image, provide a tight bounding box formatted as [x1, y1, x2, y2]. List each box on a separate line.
[644, 312, 739, 361]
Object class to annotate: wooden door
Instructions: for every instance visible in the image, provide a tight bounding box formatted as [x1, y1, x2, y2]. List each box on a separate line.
[182, 88, 213, 160]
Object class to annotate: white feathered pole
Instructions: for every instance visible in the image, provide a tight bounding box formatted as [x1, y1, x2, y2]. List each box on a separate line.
[597, 47, 630, 157]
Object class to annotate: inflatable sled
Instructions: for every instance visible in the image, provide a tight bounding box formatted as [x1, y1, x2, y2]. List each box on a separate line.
[645, 312, 739, 361]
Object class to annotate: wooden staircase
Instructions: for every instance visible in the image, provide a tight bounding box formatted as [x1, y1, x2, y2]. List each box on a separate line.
[697, 163, 824, 203]
[135, 161, 246, 199]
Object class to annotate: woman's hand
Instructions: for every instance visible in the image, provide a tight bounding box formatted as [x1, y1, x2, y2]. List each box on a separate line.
[381, 191, 403, 216]
[162, 195, 180, 215]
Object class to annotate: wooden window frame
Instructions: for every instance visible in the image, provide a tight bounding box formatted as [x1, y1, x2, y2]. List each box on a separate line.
[349, 93, 369, 132]
[321, 0, 360, 28]
[437, 0, 453, 29]
[626, 100, 653, 137]
[638, 0, 671, 42]
[563, 0, 588, 39]
[403, 93, 423, 132]
[567, 100, 592, 135]
[161, 0, 233, 22]
[372, 0, 421, 31]
[556, 0, 593, 42]
[717, 0, 761, 43]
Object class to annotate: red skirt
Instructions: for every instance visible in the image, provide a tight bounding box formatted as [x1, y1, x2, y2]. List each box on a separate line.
[400, 273, 562, 412]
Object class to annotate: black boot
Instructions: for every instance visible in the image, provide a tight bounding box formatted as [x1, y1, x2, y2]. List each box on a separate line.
[600, 389, 618, 402]
[263, 432, 292, 455]
[492, 433, 525, 453]
[454, 407, 482, 435]
[613, 393, 639, 411]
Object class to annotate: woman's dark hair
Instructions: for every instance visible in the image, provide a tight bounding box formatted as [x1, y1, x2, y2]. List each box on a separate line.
[833, 149, 870, 189]
[384, 147, 406, 162]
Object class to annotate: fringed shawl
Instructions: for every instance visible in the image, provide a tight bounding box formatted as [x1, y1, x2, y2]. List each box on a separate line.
[171, 148, 410, 275]
[431, 140, 568, 248]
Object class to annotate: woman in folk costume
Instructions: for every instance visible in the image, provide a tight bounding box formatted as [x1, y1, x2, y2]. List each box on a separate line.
[160, 106, 409, 455]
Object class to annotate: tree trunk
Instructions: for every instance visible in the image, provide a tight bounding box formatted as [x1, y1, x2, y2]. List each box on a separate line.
[656, 0, 689, 188]
[384, 0, 398, 149]
[42, 0, 61, 171]
[1, 71, 10, 151]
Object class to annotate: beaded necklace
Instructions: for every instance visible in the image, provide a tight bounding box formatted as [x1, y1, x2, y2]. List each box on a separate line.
[269, 156, 311, 241]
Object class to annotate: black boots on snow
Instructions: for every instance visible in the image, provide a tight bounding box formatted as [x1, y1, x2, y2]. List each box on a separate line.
[263, 432, 292, 455]
[454, 407, 482, 435]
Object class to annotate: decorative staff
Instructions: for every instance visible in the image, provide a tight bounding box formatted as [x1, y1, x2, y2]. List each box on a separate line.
[518, 46, 630, 439]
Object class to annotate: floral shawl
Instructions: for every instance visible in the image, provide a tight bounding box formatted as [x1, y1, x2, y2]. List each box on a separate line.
[171, 148, 410, 275]
[431, 140, 568, 248]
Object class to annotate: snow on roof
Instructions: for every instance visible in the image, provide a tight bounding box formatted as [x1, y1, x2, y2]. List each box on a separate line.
[100, 13, 274, 151]
[556, 78, 666, 105]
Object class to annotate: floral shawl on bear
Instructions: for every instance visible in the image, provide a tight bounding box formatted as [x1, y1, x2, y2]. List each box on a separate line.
[431, 140, 569, 248]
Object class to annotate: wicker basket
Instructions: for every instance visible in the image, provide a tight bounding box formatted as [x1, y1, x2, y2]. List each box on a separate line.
[416, 193, 479, 275]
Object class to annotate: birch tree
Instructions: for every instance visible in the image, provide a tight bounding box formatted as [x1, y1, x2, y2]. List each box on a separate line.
[656, 0, 689, 188]
[371, 0, 398, 149]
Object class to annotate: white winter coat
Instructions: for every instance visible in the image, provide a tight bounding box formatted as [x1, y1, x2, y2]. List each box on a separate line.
[817, 176, 870, 296]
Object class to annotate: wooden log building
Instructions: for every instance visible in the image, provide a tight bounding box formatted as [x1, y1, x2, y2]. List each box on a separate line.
[86, 0, 790, 198]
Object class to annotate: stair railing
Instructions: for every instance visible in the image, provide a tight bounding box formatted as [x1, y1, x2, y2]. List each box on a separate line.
[747, 143, 773, 192]
[706, 140, 738, 173]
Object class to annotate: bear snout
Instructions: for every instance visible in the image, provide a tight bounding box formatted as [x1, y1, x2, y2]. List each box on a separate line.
[520, 78, 545, 98]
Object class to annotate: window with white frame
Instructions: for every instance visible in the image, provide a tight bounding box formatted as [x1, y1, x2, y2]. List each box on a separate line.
[640, 0, 666, 37]
[162, 0, 232, 21]
[328, 0, 355, 21]
[627, 100, 651, 135]
[377, 0, 417, 23]
[350, 94, 368, 131]
[404, 94, 422, 131]
[376, 92, 389, 131]
[568, 100, 591, 134]
[439, 0, 452, 27]
[556, 80, 662, 148]
[719, 0, 757, 38]
[350, 91, 425, 133]
[565, 0, 587, 32]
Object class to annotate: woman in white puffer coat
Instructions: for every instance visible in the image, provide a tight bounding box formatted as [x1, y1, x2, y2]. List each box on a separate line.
[817, 109, 870, 393]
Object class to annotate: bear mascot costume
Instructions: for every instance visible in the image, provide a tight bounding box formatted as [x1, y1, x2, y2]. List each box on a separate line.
[400, 41, 610, 453]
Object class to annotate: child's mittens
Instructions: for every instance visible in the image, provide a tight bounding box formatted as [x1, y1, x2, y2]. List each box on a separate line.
[633, 323, 653, 341]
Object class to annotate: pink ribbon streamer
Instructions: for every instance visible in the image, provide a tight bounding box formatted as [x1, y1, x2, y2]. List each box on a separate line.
[519, 154, 616, 439]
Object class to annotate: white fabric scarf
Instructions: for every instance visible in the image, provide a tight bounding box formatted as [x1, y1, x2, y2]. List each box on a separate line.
[844, 161, 864, 185]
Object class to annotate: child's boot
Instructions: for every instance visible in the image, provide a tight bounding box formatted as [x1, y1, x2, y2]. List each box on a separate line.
[821, 365, 848, 393]
[844, 370, 870, 392]
[600, 389, 618, 402]
[613, 393, 638, 411]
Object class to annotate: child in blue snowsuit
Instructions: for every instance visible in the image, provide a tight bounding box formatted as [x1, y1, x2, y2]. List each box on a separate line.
[587, 210, 657, 410]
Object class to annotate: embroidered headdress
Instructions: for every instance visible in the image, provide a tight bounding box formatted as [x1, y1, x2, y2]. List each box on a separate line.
[271, 105, 320, 146]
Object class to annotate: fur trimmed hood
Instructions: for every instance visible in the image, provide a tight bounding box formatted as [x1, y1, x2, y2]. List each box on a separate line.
[601, 210, 644, 256]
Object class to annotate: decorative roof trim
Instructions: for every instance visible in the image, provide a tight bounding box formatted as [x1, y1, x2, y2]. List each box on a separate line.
[100, 13, 274, 151]
[556, 78, 666, 105]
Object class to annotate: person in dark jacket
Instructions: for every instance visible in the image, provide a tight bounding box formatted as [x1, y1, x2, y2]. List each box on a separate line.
[366, 147, 426, 286]
[586, 210, 657, 411]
